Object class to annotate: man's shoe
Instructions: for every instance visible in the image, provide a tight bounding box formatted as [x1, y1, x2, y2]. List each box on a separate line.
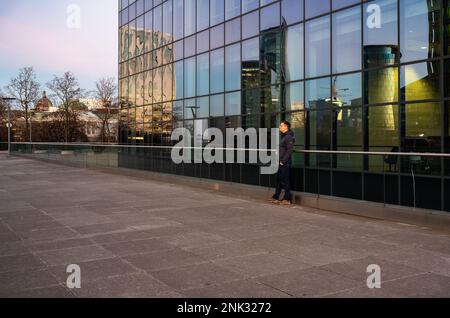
[269, 199, 281, 204]
[279, 200, 292, 206]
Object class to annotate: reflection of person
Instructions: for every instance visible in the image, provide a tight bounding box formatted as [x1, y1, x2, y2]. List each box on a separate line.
[271, 121, 295, 205]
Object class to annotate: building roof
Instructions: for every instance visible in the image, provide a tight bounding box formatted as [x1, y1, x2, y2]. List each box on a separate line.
[34, 91, 53, 112]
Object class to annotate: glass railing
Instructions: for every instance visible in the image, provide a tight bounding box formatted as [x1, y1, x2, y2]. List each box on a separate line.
[9, 142, 450, 213]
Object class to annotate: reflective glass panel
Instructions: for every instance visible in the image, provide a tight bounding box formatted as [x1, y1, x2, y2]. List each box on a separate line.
[306, 16, 331, 78]
[332, 6, 361, 74]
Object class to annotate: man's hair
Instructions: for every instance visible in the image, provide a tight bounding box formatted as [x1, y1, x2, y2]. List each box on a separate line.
[280, 121, 291, 129]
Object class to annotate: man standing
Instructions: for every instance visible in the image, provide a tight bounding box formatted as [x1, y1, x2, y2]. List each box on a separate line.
[271, 121, 295, 205]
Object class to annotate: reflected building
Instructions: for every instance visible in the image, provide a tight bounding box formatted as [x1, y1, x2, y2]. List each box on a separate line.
[118, 0, 450, 212]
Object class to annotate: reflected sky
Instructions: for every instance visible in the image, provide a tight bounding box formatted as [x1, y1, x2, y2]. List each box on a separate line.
[0, 0, 118, 91]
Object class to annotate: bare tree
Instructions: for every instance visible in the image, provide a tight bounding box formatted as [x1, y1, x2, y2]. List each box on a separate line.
[47, 72, 84, 142]
[5, 67, 40, 141]
[0, 88, 5, 119]
[94, 77, 117, 143]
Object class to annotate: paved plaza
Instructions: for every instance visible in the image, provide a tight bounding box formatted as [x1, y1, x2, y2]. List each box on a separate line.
[1, 152, 450, 298]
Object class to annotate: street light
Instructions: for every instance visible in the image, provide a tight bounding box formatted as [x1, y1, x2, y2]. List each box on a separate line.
[0, 96, 16, 154]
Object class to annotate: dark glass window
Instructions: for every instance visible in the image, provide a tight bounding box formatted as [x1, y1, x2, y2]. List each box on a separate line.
[260, 32, 282, 85]
[242, 37, 260, 89]
[445, 0, 450, 55]
[445, 58, 450, 97]
[336, 107, 363, 170]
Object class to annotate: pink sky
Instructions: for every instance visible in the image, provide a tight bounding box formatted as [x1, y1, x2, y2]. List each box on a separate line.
[0, 0, 118, 92]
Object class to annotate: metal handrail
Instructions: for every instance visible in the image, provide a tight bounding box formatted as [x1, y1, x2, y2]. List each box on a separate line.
[296, 149, 450, 158]
[10, 142, 450, 158]
[10, 142, 277, 153]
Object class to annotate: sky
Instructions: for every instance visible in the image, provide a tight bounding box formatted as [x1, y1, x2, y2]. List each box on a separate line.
[0, 0, 118, 94]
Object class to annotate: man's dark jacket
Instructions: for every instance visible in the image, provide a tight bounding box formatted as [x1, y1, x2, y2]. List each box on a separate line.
[279, 130, 295, 166]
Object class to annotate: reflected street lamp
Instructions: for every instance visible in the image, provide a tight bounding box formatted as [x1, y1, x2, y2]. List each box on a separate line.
[0, 97, 16, 154]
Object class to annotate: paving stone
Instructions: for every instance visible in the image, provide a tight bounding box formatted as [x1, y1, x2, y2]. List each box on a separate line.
[0, 254, 45, 273]
[36, 245, 114, 266]
[2, 285, 75, 298]
[257, 268, 361, 298]
[48, 258, 139, 283]
[0, 269, 60, 292]
[214, 253, 312, 278]
[151, 262, 244, 291]
[2, 153, 450, 298]
[183, 279, 292, 298]
[26, 238, 96, 252]
[101, 238, 175, 257]
[124, 248, 208, 272]
[72, 273, 174, 298]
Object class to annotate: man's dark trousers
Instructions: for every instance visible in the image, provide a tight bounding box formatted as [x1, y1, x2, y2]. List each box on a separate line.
[273, 164, 292, 201]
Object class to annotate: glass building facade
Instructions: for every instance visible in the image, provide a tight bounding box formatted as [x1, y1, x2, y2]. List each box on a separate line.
[119, 0, 450, 212]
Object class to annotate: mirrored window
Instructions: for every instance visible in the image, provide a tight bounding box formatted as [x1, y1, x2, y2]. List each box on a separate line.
[332, 7, 361, 74]
[211, 48, 225, 93]
[282, 0, 304, 25]
[286, 24, 304, 81]
[401, 61, 440, 101]
[364, 0, 398, 47]
[225, 44, 241, 91]
[400, 0, 441, 63]
[286, 82, 305, 111]
[306, 16, 331, 78]
[306, 0, 330, 19]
